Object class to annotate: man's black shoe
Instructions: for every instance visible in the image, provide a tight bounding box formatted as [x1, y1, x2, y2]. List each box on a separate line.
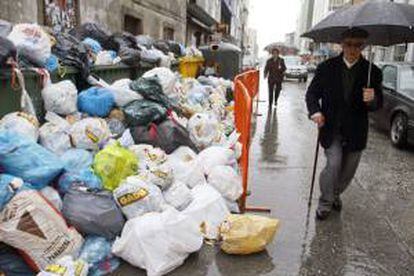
[332, 198, 342, 212]
[316, 209, 330, 220]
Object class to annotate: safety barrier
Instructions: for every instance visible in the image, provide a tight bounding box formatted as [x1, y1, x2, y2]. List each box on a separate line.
[234, 69, 270, 213]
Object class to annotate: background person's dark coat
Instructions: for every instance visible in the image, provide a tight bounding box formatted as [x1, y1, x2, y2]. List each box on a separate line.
[264, 57, 286, 83]
[306, 54, 383, 151]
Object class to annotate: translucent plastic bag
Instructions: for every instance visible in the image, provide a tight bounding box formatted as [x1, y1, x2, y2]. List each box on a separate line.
[142, 67, 177, 96]
[77, 87, 115, 117]
[113, 176, 165, 219]
[112, 208, 203, 276]
[0, 174, 33, 211]
[207, 165, 242, 201]
[70, 118, 111, 150]
[162, 181, 193, 211]
[128, 144, 167, 171]
[61, 149, 93, 172]
[197, 146, 236, 175]
[95, 50, 117, 65]
[39, 113, 72, 155]
[219, 214, 280, 255]
[93, 143, 138, 191]
[0, 112, 39, 142]
[82, 37, 102, 54]
[187, 113, 221, 149]
[42, 80, 78, 115]
[110, 78, 142, 107]
[58, 169, 102, 194]
[37, 256, 88, 276]
[39, 186, 62, 212]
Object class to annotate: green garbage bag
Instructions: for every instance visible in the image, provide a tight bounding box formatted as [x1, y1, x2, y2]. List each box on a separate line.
[93, 143, 138, 191]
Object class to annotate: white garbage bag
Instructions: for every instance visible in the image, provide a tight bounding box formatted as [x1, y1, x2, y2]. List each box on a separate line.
[112, 208, 203, 276]
[0, 190, 83, 271]
[162, 181, 193, 211]
[196, 146, 237, 175]
[129, 144, 168, 171]
[166, 147, 206, 189]
[146, 163, 174, 190]
[113, 176, 165, 220]
[42, 80, 78, 115]
[37, 256, 88, 276]
[7, 23, 51, 64]
[39, 112, 72, 155]
[142, 67, 177, 96]
[207, 165, 243, 201]
[70, 118, 111, 150]
[182, 185, 230, 239]
[39, 186, 63, 212]
[95, 50, 117, 65]
[187, 113, 221, 149]
[0, 112, 39, 142]
[110, 79, 142, 107]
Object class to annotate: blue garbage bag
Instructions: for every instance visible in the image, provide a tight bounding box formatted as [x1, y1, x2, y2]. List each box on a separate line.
[0, 243, 35, 276]
[0, 174, 33, 211]
[0, 131, 64, 189]
[79, 236, 120, 276]
[78, 87, 115, 117]
[82, 37, 103, 54]
[44, 54, 59, 72]
[58, 169, 102, 194]
[61, 149, 94, 172]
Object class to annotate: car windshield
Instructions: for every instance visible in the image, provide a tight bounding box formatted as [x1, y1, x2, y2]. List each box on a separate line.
[284, 56, 301, 66]
[399, 66, 414, 93]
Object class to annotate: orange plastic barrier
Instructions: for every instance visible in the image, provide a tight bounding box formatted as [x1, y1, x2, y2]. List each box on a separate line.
[235, 69, 260, 98]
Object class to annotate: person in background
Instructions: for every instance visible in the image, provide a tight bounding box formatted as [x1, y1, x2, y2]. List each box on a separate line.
[305, 27, 383, 220]
[264, 48, 286, 107]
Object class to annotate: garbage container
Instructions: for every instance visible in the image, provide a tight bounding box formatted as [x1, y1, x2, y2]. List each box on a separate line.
[199, 42, 242, 80]
[178, 56, 204, 78]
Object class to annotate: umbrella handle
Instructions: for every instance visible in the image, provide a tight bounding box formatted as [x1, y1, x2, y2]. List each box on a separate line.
[367, 45, 373, 88]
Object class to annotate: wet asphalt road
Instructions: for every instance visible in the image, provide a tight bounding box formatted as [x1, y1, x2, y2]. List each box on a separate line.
[114, 77, 414, 276]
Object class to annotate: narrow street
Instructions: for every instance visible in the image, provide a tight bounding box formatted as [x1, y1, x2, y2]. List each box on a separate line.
[115, 77, 414, 276]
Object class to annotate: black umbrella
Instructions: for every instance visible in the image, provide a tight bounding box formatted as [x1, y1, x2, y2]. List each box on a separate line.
[302, 0, 414, 46]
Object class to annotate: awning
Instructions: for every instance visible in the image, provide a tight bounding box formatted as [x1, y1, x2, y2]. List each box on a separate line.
[187, 3, 218, 27]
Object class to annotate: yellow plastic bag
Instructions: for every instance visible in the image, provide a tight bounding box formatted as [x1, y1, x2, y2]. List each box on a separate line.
[219, 214, 280, 255]
[93, 143, 138, 191]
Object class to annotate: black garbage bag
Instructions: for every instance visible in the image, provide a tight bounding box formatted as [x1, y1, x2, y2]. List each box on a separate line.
[52, 31, 91, 79]
[123, 99, 167, 127]
[118, 46, 141, 66]
[131, 120, 199, 154]
[0, 243, 35, 276]
[136, 35, 154, 49]
[113, 32, 139, 49]
[0, 19, 12, 37]
[167, 40, 183, 57]
[70, 23, 119, 51]
[0, 37, 17, 68]
[130, 77, 173, 109]
[153, 40, 170, 54]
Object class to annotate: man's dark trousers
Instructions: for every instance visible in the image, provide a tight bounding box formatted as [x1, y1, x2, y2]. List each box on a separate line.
[268, 80, 282, 106]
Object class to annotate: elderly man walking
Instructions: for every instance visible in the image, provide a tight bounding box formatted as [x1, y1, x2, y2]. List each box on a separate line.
[264, 48, 286, 107]
[306, 28, 383, 220]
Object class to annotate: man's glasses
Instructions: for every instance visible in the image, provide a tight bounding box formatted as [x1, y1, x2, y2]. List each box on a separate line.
[343, 41, 365, 50]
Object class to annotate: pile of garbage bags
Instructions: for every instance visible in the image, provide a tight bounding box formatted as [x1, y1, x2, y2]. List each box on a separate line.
[0, 24, 279, 276]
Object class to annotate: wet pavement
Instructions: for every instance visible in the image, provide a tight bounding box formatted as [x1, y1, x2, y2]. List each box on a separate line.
[114, 77, 414, 276]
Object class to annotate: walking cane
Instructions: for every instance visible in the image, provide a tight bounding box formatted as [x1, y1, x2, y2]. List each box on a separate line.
[308, 130, 320, 207]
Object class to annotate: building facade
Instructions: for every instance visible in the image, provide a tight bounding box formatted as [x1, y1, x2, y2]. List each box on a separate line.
[295, 0, 315, 53]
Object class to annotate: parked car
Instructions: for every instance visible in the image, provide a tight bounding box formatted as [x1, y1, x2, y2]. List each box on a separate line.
[371, 62, 414, 148]
[283, 55, 308, 82]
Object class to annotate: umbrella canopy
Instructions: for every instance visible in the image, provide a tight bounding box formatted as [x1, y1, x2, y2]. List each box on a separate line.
[302, 0, 414, 46]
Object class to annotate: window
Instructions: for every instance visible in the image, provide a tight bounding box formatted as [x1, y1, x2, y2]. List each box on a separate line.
[163, 27, 174, 41]
[399, 66, 414, 96]
[382, 65, 398, 90]
[124, 15, 143, 35]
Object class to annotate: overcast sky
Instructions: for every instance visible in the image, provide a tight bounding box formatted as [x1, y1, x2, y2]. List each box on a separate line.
[249, 0, 301, 57]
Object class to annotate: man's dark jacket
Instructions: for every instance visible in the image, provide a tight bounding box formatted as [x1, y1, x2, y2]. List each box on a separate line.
[264, 57, 286, 83]
[305, 54, 383, 151]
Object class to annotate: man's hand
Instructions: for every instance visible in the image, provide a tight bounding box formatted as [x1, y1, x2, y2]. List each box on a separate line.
[311, 113, 325, 128]
[363, 88, 375, 103]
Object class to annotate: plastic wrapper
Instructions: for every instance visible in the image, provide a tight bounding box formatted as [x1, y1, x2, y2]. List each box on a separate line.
[131, 120, 199, 154]
[78, 87, 115, 117]
[187, 113, 222, 149]
[142, 67, 177, 96]
[93, 143, 138, 191]
[0, 112, 39, 142]
[70, 118, 111, 150]
[0, 37, 17, 67]
[79, 236, 120, 276]
[82, 37, 102, 54]
[182, 185, 230, 239]
[61, 149, 93, 172]
[0, 242, 35, 276]
[62, 184, 125, 239]
[8, 24, 51, 65]
[42, 80, 78, 115]
[207, 165, 243, 201]
[112, 208, 203, 276]
[0, 131, 64, 189]
[0, 190, 83, 271]
[0, 174, 33, 211]
[39, 113, 72, 155]
[37, 256, 88, 276]
[39, 186, 62, 212]
[110, 78, 142, 107]
[58, 169, 102, 194]
[113, 176, 165, 219]
[162, 181, 193, 211]
[123, 100, 167, 127]
[219, 214, 280, 255]
[130, 77, 174, 109]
